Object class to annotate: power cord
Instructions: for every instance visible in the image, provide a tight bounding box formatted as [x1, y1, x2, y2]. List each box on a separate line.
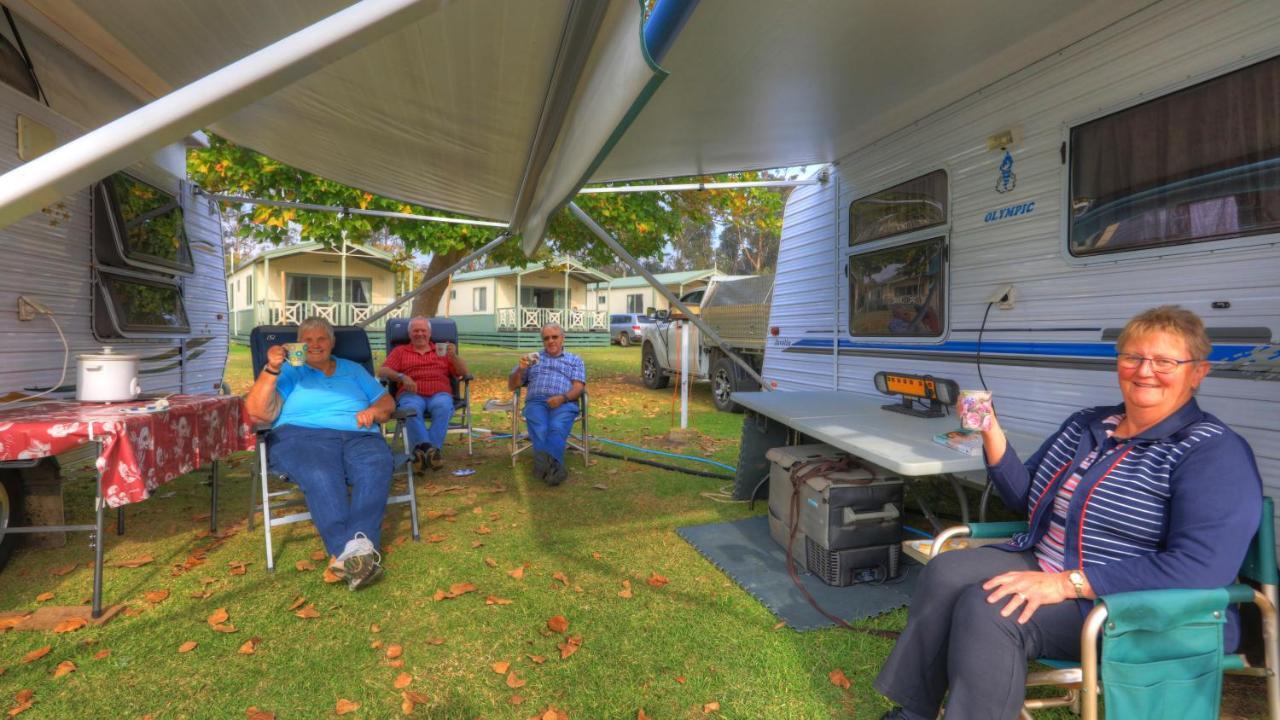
[0, 299, 69, 407]
[976, 301, 994, 391]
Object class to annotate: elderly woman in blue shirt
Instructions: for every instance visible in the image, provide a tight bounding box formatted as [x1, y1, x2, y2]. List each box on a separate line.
[508, 322, 586, 486]
[875, 305, 1263, 720]
[245, 316, 394, 591]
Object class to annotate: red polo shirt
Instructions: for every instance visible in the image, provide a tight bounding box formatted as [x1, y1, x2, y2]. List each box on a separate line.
[383, 343, 460, 397]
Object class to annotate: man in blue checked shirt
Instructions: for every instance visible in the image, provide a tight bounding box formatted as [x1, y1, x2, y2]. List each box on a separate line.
[508, 322, 586, 485]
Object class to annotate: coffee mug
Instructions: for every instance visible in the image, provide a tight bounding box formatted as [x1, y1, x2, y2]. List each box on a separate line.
[435, 342, 450, 357]
[958, 390, 994, 431]
[283, 342, 307, 367]
[524, 351, 540, 365]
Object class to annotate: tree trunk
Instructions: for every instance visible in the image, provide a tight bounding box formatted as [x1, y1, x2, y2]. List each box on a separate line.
[409, 247, 468, 318]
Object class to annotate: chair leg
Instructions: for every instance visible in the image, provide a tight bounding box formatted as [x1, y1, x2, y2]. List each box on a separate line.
[209, 459, 219, 534]
[1256, 588, 1280, 720]
[247, 452, 258, 531]
[402, 423, 421, 541]
[258, 444, 276, 572]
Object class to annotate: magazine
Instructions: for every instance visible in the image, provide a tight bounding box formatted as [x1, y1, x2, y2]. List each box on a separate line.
[932, 429, 984, 456]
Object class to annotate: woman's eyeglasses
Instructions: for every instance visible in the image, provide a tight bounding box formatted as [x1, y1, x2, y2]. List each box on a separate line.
[1116, 353, 1199, 374]
[541, 335, 561, 342]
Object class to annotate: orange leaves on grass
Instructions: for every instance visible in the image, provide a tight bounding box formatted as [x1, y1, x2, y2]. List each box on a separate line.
[294, 605, 320, 619]
[828, 668, 851, 690]
[551, 571, 569, 587]
[20, 647, 50, 664]
[530, 707, 569, 720]
[294, 560, 314, 572]
[52, 618, 86, 634]
[394, 672, 413, 689]
[92, 649, 110, 660]
[207, 607, 236, 633]
[432, 582, 477, 601]
[546, 615, 569, 633]
[474, 525, 492, 535]
[426, 534, 448, 544]
[647, 572, 670, 588]
[369, 623, 381, 633]
[245, 708, 276, 720]
[34, 592, 54, 603]
[227, 561, 249, 576]
[335, 698, 360, 715]
[177, 641, 198, 653]
[618, 580, 633, 599]
[238, 637, 261, 655]
[703, 701, 721, 713]
[287, 596, 306, 612]
[491, 660, 510, 674]
[143, 589, 169, 604]
[322, 567, 343, 584]
[507, 566, 525, 580]
[485, 596, 513, 606]
[114, 554, 154, 568]
[52, 660, 76, 678]
[527, 654, 546, 665]
[50, 564, 76, 577]
[505, 671, 526, 689]
[9, 688, 34, 716]
[401, 691, 430, 714]
[483, 557, 498, 568]
[309, 549, 327, 561]
[385, 644, 403, 660]
[558, 636, 583, 660]
[637, 711, 651, 720]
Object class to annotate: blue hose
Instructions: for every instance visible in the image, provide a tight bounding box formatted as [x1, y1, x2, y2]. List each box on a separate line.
[474, 430, 737, 472]
[903, 525, 932, 539]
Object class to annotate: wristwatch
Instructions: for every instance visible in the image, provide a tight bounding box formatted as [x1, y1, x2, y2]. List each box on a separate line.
[1067, 570, 1086, 598]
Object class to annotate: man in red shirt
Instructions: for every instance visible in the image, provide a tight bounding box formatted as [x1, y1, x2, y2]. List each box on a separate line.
[378, 317, 469, 471]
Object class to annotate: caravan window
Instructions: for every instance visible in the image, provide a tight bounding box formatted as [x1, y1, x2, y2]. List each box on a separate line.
[1069, 55, 1280, 256]
[849, 170, 948, 246]
[848, 237, 946, 337]
[94, 269, 190, 337]
[94, 173, 194, 274]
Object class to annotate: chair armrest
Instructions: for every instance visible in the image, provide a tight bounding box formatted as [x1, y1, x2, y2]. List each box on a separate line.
[968, 521, 1029, 539]
[391, 408, 416, 420]
[253, 421, 273, 436]
[461, 374, 475, 382]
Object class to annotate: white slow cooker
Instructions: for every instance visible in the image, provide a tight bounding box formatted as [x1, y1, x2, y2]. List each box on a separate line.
[77, 347, 141, 403]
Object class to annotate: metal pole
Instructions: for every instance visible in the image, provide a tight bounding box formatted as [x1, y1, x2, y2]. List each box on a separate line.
[358, 232, 511, 328]
[0, 0, 440, 228]
[340, 237, 348, 323]
[680, 320, 690, 428]
[92, 444, 105, 618]
[832, 173, 840, 390]
[568, 202, 768, 389]
[200, 192, 508, 228]
[578, 179, 821, 194]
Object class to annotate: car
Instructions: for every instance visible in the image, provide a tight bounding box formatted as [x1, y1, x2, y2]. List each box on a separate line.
[609, 313, 654, 346]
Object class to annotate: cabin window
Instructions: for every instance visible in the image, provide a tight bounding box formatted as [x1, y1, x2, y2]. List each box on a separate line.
[93, 173, 194, 274]
[449, 289, 457, 300]
[286, 274, 372, 305]
[473, 287, 487, 312]
[1069, 55, 1280, 256]
[848, 237, 946, 337]
[626, 293, 645, 313]
[849, 170, 948, 246]
[597, 294, 607, 306]
[94, 269, 190, 337]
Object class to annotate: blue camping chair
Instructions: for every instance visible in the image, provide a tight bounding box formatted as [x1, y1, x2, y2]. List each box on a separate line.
[383, 318, 474, 456]
[930, 497, 1279, 719]
[246, 324, 422, 570]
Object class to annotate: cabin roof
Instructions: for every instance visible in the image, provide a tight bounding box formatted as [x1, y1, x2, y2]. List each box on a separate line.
[232, 241, 396, 274]
[587, 269, 716, 289]
[451, 260, 611, 284]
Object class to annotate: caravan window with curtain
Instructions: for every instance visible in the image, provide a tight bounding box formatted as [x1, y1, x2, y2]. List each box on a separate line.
[849, 170, 948, 246]
[1069, 55, 1280, 255]
[848, 237, 946, 337]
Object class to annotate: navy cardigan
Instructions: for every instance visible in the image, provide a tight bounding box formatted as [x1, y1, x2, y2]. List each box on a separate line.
[987, 398, 1262, 651]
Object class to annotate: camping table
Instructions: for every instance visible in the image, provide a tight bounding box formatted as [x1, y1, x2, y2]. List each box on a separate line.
[730, 390, 1041, 529]
[0, 394, 255, 617]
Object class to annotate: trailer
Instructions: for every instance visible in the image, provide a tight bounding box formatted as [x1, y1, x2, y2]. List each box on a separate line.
[756, 2, 1280, 536]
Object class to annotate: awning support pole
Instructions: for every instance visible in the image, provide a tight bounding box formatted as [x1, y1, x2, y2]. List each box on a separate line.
[200, 192, 508, 229]
[357, 231, 511, 329]
[0, 0, 438, 228]
[568, 201, 768, 389]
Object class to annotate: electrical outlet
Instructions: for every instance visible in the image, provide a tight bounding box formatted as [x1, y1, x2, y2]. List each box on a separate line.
[17, 295, 47, 321]
[987, 284, 1016, 310]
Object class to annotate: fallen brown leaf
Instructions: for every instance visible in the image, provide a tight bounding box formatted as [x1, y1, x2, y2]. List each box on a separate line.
[369, 623, 381, 633]
[772, 621, 786, 631]
[533, 707, 569, 720]
[143, 589, 169, 604]
[474, 525, 492, 535]
[507, 566, 525, 580]
[505, 671, 526, 689]
[92, 649, 110, 660]
[528, 654, 546, 664]
[287, 596, 307, 611]
[491, 660, 510, 674]
[402, 690, 430, 704]
[484, 557, 498, 568]
[53, 660, 76, 678]
[211, 623, 238, 634]
[309, 549, 327, 561]
[546, 615, 569, 633]
[703, 701, 721, 713]
[637, 710, 650, 720]
[20, 646, 50, 664]
[552, 571, 569, 586]
[370, 640, 383, 649]
[49, 564, 76, 577]
[245, 707, 276, 720]
[471, 540, 484, 548]
[618, 580, 633, 599]
[510, 694, 525, 706]
[426, 534, 447, 543]
[34, 592, 54, 603]
[177, 641, 198, 653]
[14, 690, 32, 705]
[591, 552, 602, 560]
[322, 567, 342, 584]
[294, 605, 320, 619]
[207, 608, 230, 627]
[426, 637, 445, 646]
[294, 560, 314, 572]
[485, 595, 513, 606]
[394, 672, 413, 689]
[647, 572, 670, 588]
[238, 637, 261, 655]
[228, 561, 248, 576]
[386, 659, 404, 669]
[828, 668, 851, 690]
[52, 618, 87, 634]
[675, 676, 686, 684]
[386, 644, 403, 659]
[558, 635, 582, 660]
[115, 554, 154, 568]
[335, 698, 359, 715]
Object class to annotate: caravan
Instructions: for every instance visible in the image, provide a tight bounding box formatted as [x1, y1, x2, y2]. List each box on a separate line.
[760, 2, 1280, 520]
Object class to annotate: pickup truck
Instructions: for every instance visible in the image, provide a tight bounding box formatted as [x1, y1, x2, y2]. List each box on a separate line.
[639, 275, 773, 412]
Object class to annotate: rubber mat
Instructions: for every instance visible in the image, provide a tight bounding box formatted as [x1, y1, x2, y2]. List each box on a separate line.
[677, 514, 920, 631]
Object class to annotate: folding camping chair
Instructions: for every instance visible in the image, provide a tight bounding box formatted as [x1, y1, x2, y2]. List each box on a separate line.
[383, 317, 474, 456]
[929, 497, 1279, 719]
[246, 324, 422, 570]
[510, 386, 589, 467]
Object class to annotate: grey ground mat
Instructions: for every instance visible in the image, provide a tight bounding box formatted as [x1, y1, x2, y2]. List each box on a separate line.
[677, 514, 920, 631]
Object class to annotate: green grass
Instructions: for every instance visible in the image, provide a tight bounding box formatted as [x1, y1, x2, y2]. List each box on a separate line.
[0, 344, 1264, 718]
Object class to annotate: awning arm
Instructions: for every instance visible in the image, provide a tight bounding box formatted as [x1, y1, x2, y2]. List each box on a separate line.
[579, 178, 820, 194]
[0, 0, 438, 229]
[199, 192, 509, 228]
[357, 231, 512, 329]
[568, 201, 769, 390]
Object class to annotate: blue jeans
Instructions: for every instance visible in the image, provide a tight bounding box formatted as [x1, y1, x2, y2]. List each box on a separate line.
[267, 425, 393, 557]
[522, 398, 579, 465]
[396, 391, 455, 451]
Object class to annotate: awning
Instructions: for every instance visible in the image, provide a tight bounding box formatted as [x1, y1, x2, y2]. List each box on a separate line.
[0, 0, 666, 246]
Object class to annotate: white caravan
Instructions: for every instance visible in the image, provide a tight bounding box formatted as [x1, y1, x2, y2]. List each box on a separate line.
[762, 3, 1280, 510]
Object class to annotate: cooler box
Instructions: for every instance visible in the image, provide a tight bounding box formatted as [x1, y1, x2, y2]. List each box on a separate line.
[766, 444, 905, 586]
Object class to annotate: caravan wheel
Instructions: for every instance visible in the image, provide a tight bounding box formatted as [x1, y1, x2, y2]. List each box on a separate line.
[711, 356, 744, 413]
[0, 473, 20, 572]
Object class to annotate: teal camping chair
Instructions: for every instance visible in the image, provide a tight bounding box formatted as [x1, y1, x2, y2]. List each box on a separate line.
[931, 497, 1279, 720]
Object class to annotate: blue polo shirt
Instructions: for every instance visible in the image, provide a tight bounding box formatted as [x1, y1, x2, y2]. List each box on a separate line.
[273, 358, 387, 433]
[515, 350, 587, 401]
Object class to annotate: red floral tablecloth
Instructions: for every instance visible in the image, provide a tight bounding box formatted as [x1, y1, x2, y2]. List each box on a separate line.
[0, 395, 255, 507]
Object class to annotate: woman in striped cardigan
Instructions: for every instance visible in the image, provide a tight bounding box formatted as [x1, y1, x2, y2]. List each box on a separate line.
[876, 306, 1263, 720]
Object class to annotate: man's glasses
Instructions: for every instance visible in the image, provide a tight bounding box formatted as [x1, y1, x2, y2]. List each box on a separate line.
[541, 335, 562, 342]
[1116, 353, 1199, 374]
